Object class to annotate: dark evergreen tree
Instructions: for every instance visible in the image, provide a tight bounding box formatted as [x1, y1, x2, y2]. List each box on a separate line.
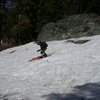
[1, 0, 100, 47]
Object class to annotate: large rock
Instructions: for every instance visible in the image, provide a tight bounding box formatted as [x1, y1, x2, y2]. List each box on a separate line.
[37, 14, 100, 41]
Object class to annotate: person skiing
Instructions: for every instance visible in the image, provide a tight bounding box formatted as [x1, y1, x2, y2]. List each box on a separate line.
[36, 41, 48, 57]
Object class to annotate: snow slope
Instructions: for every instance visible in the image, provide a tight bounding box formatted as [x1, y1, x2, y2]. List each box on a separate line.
[0, 35, 100, 100]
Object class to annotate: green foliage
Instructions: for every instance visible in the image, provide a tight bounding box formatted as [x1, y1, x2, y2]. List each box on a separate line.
[40, 0, 65, 23]
[1, 0, 100, 47]
[86, 0, 100, 15]
[0, 1, 6, 41]
[12, 22, 34, 44]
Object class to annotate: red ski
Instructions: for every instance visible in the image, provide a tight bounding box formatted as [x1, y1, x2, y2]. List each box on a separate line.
[29, 53, 53, 61]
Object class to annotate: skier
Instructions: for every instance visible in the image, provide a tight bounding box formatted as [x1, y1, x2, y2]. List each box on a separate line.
[36, 41, 48, 57]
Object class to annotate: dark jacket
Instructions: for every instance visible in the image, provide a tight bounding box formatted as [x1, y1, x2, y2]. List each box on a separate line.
[38, 41, 48, 50]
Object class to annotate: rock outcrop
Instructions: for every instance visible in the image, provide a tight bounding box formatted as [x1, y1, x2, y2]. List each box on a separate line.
[37, 14, 100, 41]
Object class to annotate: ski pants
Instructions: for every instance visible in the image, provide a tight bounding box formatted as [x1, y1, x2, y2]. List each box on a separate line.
[40, 48, 47, 57]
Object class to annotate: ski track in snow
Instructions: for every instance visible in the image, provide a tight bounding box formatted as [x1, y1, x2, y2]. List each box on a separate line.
[0, 35, 100, 100]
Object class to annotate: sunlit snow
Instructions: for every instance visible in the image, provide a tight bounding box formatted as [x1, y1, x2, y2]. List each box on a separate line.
[0, 35, 100, 100]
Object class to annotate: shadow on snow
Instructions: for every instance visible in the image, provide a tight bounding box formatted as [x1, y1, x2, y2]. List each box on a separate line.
[0, 82, 100, 100]
[42, 82, 100, 100]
